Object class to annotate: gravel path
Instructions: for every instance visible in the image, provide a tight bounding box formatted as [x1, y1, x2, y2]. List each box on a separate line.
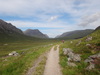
[43, 45, 62, 75]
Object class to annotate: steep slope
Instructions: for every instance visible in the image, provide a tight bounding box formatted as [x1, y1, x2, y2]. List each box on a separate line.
[24, 29, 49, 38]
[60, 27, 100, 75]
[0, 19, 25, 39]
[0, 19, 23, 34]
[94, 26, 100, 31]
[0, 19, 40, 42]
[56, 29, 93, 39]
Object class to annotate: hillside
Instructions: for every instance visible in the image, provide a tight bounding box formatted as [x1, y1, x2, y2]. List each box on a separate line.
[94, 26, 100, 31]
[56, 29, 94, 39]
[60, 27, 100, 75]
[0, 19, 23, 37]
[24, 29, 49, 38]
[0, 19, 40, 42]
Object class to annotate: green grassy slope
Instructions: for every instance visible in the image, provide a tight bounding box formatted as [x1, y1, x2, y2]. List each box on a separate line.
[0, 39, 58, 75]
[60, 30, 100, 75]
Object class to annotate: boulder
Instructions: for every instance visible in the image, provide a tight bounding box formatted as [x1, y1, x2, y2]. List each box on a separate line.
[68, 53, 81, 62]
[63, 48, 73, 55]
[84, 53, 100, 70]
[67, 52, 74, 58]
[73, 54, 81, 62]
[8, 51, 19, 56]
[85, 53, 100, 63]
[63, 48, 81, 62]
[86, 36, 92, 41]
[86, 62, 95, 70]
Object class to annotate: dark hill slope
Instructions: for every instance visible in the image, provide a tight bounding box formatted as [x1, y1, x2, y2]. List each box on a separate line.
[24, 29, 49, 38]
[0, 19, 39, 42]
[56, 29, 93, 39]
[94, 26, 100, 31]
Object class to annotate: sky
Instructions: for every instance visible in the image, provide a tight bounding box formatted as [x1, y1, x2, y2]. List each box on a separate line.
[0, 0, 100, 38]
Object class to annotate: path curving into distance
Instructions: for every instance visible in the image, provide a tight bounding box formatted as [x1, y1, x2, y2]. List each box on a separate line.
[43, 45, 62, 75]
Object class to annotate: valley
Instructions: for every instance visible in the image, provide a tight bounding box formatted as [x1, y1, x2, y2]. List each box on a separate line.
[0, 19, 100, 75]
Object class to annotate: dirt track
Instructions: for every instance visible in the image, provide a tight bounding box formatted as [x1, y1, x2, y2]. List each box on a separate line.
[43, 45, 62, 75]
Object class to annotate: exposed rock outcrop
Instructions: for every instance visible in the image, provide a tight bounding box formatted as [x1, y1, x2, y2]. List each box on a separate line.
[84, 53, 100, 70]
[86, 36, 92, 41]
[63, 48, 81, 67]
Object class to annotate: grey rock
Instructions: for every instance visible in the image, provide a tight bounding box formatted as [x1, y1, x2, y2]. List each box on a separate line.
[8, 51, 19, 56]
[67, 52, 74, 58]
[84, 58, 94, 63]
[85, 53, 100, 63]
[63, 48, 73, 55]
[63, 48, 81, 62]
[86, 36, 92, 41]
[85, 53, 100, 70]
[68, 53, 81, 62]
[86, 44, 91, 47]
[73, 54, 81, 62]
[86, 62, 95, 70]
[90, 53, 100, 58]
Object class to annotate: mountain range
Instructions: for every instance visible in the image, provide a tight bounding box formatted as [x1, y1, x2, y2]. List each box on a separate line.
[55, 29, 94, 39]
[0, 19, 99, 40]
[0, 19, 49, 40]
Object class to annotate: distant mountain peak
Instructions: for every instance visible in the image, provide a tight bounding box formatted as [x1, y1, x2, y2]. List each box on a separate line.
[24, 29, 49, 38]
[0, 19, 23, 34]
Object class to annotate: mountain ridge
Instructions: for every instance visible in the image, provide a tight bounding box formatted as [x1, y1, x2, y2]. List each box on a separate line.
[0, 19, 23, 35]
[55, 29, 94, 39]
[24, 29, 49, 38]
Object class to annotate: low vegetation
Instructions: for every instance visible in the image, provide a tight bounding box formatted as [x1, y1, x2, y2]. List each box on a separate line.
[0, 39, 57, 75]
[59, 30, 100, 75]
[33, 56, 47, 75]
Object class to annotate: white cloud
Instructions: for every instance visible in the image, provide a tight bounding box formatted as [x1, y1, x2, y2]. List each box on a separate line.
[78, 12, 100, 27]
[0, 0, 100, 20]
[1, 0, 100, 37]
[7, 20, 67, 28]
[0, 0, 99, 17]
[48, 16, 59, 22]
